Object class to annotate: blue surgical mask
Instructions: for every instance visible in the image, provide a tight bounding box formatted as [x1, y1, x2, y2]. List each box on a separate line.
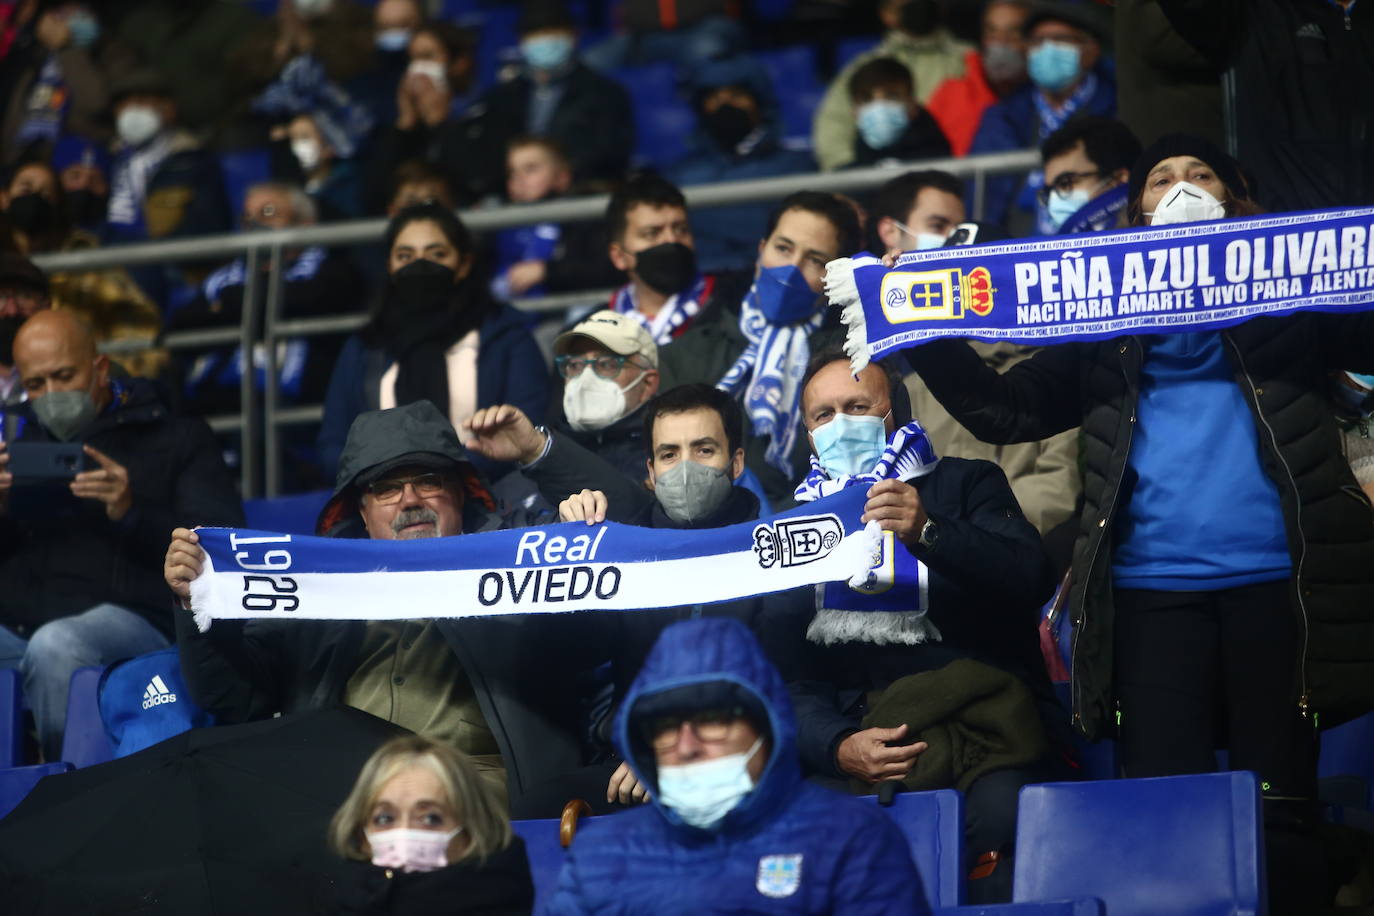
[754, 264, 821, 325]
[856, 99, 910, 150]
[1027, 41, 1081, 93]
[66, 10, 101, 49]
[812, 412, 888, 478]
[375, 28, 413, 52]
[521, 34, 574, 72]
[1046, 187, 1091, 231]
[1338, 372, 1374, 417]
[655, 736, 763, 830]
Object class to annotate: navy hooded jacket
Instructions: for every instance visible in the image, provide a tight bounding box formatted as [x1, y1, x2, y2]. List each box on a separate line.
[541, 617, 929, 915]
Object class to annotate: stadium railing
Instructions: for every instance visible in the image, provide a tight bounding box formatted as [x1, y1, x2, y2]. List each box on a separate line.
[31, 149, 1039, 498]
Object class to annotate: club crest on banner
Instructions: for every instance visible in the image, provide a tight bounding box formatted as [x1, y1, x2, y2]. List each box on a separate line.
[753, 515, 844, 569]
[880, 265, 995, 324]
[756, 854, 803, 898]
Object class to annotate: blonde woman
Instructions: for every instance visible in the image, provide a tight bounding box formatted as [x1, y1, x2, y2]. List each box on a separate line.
[329, 735, 533, 915]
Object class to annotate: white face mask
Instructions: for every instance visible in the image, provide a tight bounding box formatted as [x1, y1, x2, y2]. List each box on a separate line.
[407, 59, 449, 94]
[1145, 181, 1226, 226]
[890, 217, 948, 253]
[563, 365, 645, 432]
[367, 827, 461, 873]
[291, 138, 322, 172]
[656, 735, 764, 830]
[116, 105, 162, 147]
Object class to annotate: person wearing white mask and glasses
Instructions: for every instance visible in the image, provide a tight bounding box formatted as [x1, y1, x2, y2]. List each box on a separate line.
[906, 133, 1374, 912]
[542, 616, 928, 916]
[871, 168, 966, 258]
[1038, 116, 1141, 235]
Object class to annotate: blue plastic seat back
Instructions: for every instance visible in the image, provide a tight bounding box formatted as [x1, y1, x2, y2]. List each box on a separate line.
[757, 46, 822, 144]
[511, 813, 607, 910]
[835, 37, 880, 72]
[61, 666, 114, 769]
[0, 761, 72, 821]
[243, 489, 333, 536]
[217, 149, 273, 228]
[936, 899, 1104, 916]
[863, 788, 964, 910]
[1013, 772, 1265, 916]
[0, 669, 21, 768]
[1318, 710, 1374, 808]
[611, 63, 695, 169]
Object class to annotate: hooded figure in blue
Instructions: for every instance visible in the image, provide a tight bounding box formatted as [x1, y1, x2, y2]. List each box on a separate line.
[541, 617, 929, 915]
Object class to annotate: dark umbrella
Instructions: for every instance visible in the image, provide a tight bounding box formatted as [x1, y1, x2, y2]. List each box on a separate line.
[0, 705, 408, 915]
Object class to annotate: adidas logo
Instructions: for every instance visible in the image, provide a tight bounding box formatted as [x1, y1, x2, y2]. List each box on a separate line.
[142, 675, 177, 710]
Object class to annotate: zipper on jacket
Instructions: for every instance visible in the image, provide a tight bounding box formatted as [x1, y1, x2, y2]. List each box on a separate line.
[1224, 337, 1312, 718]
[1072, 340, 1138, 731]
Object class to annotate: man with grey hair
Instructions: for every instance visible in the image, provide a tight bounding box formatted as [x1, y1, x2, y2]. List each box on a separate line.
[167, 180, 363, 456]
[166, 400, 583, 810]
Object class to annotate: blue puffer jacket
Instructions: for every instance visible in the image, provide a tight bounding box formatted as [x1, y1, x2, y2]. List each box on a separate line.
[541, 617, 929, 915]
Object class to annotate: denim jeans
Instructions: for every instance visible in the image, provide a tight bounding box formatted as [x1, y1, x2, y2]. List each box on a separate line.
[19, 603, 170, 761]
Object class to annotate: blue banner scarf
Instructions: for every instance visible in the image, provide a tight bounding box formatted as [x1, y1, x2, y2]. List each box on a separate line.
[794, 421, 942, 646]
[717, 283, 826, 476]
[826, 206, 1374, 371]
[189, 488, 889, 630]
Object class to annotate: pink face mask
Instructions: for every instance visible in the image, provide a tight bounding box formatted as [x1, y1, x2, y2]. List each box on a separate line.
[368, 827, 462, 873]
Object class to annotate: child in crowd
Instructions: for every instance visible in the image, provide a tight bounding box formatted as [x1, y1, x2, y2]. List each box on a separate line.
[490, 136, 572, 300]
[847, 57, 951, 168]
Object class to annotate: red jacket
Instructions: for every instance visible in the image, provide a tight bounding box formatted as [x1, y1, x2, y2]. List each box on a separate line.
[926, 49, 997, 157]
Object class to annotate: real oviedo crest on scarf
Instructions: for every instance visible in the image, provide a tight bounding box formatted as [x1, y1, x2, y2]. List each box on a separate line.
[756, 854, 803, 898]
[880, 265, 996, 324]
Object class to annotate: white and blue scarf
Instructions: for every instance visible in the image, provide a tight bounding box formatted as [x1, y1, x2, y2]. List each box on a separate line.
[795, 421, 943, 647]
[717, 284, 825, 476]
[189, 487, 891, 631]
[611, 274, 712, 345]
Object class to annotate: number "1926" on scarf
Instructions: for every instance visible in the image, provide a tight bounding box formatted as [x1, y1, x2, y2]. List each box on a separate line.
[231, 533, 299, 613]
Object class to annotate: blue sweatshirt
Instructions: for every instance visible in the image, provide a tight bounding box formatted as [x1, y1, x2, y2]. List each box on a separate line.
[1112, 332, 1292, 590]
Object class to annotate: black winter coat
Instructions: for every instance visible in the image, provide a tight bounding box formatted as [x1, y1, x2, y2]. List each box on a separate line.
[1157, 0, 1374, 211]
[759, 457, 1060, 777]
[0, 378, 243, 637]
[907, 314, 1374, 741]
[330, 838, 534, 916]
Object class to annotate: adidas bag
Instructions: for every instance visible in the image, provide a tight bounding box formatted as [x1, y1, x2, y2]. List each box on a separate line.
[98, 648, 215, 758]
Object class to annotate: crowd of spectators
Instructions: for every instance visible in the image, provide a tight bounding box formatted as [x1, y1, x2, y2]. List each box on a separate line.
[0, 0, 1373, 912]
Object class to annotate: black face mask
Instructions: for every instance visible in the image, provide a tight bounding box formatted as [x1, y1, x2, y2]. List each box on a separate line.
[64, 189, 107, 229]
[899, 0, 941, 35]
[633, 242, 698, 296]
[7, 193, 62, 237]
[0, 315, 25, 366]
[390, 257, 458, 306]
[703, 104, 756, 152]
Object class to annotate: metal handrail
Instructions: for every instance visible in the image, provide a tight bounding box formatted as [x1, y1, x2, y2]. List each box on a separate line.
[31, 150, 1039, 497]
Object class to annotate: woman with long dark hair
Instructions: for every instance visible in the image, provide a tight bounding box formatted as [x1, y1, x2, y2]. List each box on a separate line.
[905, 134, 1374, 910]
[318, 203, 548, 477]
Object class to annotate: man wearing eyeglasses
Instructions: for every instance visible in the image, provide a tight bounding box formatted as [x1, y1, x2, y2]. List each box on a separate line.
[1039, 116, 1142, 234]
[545, 616, 929, 915]
[167, 400, 583, 811]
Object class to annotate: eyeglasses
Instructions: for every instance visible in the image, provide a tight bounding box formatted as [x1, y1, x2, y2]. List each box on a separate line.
[555, 354, 640, 380]
[365, 472, 448, 505]
[642, 707, 745, 750]
[1036, 171, 1103, 205]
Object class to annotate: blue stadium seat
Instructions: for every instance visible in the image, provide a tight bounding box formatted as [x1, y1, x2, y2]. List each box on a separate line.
[1318, 710, 1374, 809]
[0, 669, 21, 768]
[612, 63, 696, 168]
[217, 149, 273, 227]
[757, 46, 823, 144]
[863, 788, 964, 910]
[835, 37, 880, 72]
[512, 811, 608, 910]
[937, 900, 1104, 915]
[243, 489, 333, 536]
[1013, 772, 1266, 916]
[468, 5, 523, 90]
[0, 762, 71, 820]
[61, 666, 114, 769]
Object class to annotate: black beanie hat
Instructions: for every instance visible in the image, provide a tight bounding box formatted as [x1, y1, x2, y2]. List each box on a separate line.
[1128, 133, 1247, 208]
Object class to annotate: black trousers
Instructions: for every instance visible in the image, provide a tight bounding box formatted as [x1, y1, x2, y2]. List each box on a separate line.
[1112, 579, 1331, 909]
